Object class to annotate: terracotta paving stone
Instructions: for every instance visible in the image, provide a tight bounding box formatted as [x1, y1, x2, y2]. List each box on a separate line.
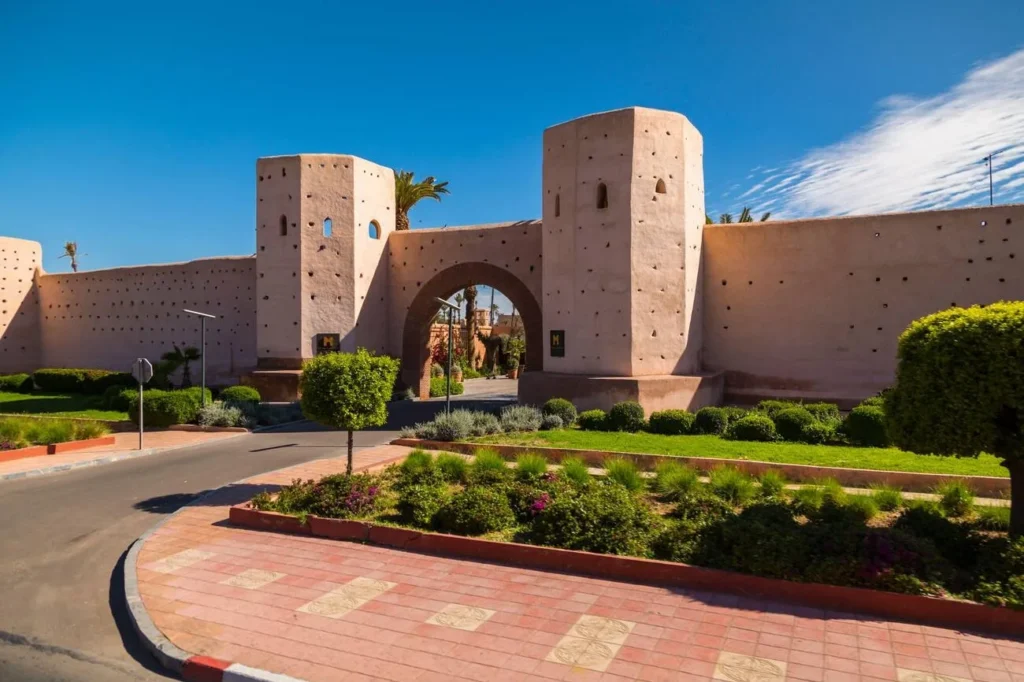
[132, 444, 1024, 682]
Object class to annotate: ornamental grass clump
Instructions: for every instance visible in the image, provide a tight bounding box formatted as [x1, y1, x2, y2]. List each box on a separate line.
[604, 457, 645, 492]
[652, 460, 700, 500]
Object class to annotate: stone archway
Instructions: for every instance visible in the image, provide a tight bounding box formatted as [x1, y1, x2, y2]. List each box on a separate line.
[401, 262, 543, 398]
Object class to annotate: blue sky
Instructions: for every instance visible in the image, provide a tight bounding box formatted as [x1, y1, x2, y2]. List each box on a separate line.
[2, 1, 1022, 313]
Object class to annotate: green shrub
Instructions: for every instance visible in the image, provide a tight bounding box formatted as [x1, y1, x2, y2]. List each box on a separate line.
[198, 402, 247, 427]
[471, 449, 512, 485]
[104, 385, 137, 411]
[773, 407, 815, 442]
[936, 480, 975, 517]
[462, 366, 482, 380]
[397, 484, 449, 528]
[671, 490, 734, 525]
[693, 407, 729, 435]
[558, 456, 592, 487]
[434, 453, 468, 483]
[505, 483, 554, 522]
[24, 419, 76, 445]
[861, 395, 885, 408]
[820, 494, 878, 524]
[31, 368, 132, 394]
[725, 414, 777, 442]
[790, 486, 824, 516]
[799, 421, 836, 444]
[220, 385, 261, 404]
[83, 371, 135, 394]
[399, 450, 437, 485]
[0, 373, 33, 393]
[73, 420, 110, 440]
[469, 411, 502, 436]
[653, 460, 700, 500]
[540, 414, 564, 430]
[499, 405, 543, 432]
[803, 402, 841, 424]
[603, 458, 645, 492]
[893, 504, 978, 568]
[542, 398, 577, 426]
[429, 377, 464, 397]
[432, 410, 475, 441]
[430, 363, 444, 378]
[758, 470, 787, 499]
[647, 409, 695, 435]
[607, 401, 646, 432]
[722, 406, 748, 424]
[870, 484, 905, 511]
[127, 388, 212, 427]
[694, 502, 807, 579]
[515, 452, 549, 480]
[755, 399, 798, 419]
[708, 466, 756, 505]
[651, 521, 701, 562]
[841, 406, 890, 447]
[529, 484, 657, 556]
[577, 409, 608, 431]
[436, 487, 516, 536]
[974, 506, 1011, 532]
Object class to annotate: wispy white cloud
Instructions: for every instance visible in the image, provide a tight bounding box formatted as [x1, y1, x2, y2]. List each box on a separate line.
[735, 49, 1024, 217]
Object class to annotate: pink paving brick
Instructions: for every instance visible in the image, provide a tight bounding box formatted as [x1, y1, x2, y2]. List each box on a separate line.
[132, 444, 1024, 682]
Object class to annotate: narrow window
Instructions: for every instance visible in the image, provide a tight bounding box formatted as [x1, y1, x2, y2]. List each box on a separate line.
[655, 178, 667, 194]
[323, 217, 332, 237]
[554, 193, 560, 217]
[368, 220, 381, 239]
[596, 183, 608, 209]
[279, 215, 288, 236]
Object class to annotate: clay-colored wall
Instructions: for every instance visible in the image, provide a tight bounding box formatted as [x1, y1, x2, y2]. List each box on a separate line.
[703, 205, 1024, 402]
[37, 256, 257, 383]
[351, 157, 394, 355]
[0, 237, 42, 373]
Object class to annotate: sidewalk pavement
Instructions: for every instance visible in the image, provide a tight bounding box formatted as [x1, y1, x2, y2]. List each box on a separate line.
[128, 444, 1024, 682]
[0, 430, 244, 481]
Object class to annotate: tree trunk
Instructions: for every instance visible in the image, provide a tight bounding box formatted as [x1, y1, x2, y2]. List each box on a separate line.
[396, 211, 410, 231]
[1009, 459, 1024, 537]
[347, 429, 354, 475]
[465, 286, 478, 368]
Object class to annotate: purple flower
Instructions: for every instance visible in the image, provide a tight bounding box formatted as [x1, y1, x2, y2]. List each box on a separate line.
[529, 493, 551, 516]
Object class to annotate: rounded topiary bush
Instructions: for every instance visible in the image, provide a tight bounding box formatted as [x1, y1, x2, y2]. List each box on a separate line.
[577, 409, 607, 431]
[542, 398, 577, 426]
[529, 484, 656, 556]
[754, 399, 798, 419]
[693, 407, 728, 435]
[397, 484, 450, 528]
[435, 487, 516, 536]
[842, 405, 890, 447]
[773, 407, 815, 442]
[804, 402, 841, 424]
[540, 414, 564, 430]
[800, 420, 836, 445]
[726, 414, 777, 442]
[647, 409, 695, 436]
[607, 401, 646, 432]
[220, 385, 261, 404]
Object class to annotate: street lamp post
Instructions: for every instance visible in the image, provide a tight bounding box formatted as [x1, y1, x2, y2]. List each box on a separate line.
[434, 297, 458, 415]
[984, 152, 997, 206]
[184, 309, 217, 408]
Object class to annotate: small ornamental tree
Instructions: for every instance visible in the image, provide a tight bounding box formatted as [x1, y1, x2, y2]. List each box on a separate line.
[300, 348, 400, 474]
[886, 302, 1024, 535]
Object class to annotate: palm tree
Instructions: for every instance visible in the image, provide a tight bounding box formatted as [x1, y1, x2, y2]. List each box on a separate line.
[60, 241, 80, 272]
[161, 345, 202, 388]
[453, 293, 464, 324]
[395, 171, 449, 231]
[465, 285, 478, 368]
[707, 207, 771, 224]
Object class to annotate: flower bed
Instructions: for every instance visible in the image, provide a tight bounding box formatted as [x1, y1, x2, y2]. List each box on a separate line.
[0, 414, 116, 463]
[239, 449, 1024, 633]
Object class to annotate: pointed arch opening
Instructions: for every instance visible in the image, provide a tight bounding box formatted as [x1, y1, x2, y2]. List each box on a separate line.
[655, 178, 667, 194]
[368, 220, 381, 239]
[323, 217, 333, 237]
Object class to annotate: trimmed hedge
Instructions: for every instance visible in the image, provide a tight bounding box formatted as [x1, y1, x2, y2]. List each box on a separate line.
[127, 387, 212, 427]
[607, 401, 646, 432]
[0, 373, 33, 393]
[220, 385, 261, 404]
[429, 376, 464, 397]
[804, 402, 841, 424]
[726, 414, 777, 442]
[693, 407, 729, 435]
[648, 409, 695, 435]
[32, 368, 134, 394]
[773, 407, 815, 442]
[542, 398, 577, 426]
[842, 405, 890, 447]
[577, 409, 608, 431]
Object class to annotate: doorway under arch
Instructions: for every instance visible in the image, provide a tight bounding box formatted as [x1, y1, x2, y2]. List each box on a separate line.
[401, 262, 543, 399]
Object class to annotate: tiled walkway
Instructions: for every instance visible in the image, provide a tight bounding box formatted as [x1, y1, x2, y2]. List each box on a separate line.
[134, 445, 1024, 682]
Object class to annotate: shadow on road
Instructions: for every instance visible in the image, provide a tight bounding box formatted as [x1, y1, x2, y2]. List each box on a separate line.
[107, 548, 174, 679]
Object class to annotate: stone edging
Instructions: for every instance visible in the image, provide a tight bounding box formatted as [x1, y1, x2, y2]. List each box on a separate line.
[228, 504, 1024, 638]
[0, 435, 117, 465]
[392, 438, 1011, 497]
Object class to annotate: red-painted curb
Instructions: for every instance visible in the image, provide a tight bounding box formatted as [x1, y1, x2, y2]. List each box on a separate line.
[0, 444, 49, 462]
[229, 503, 1024, 637]
[181, 655, 231, 682]
[392, 438, 1011, 497]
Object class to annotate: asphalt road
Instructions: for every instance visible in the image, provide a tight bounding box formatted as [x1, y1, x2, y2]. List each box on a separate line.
[0, 388, 514, 682]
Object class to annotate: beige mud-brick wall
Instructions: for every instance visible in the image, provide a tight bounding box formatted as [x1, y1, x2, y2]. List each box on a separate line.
[629, 108, 704, 376]
[0, 237, 42, 372]
[37, 257, 256, 383]
[256, 156, 303, 365]
[703, 205, 1023, 402]
[351, 157, 394, 354]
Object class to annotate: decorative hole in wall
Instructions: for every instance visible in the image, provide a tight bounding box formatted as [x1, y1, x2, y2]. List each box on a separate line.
[323, 218, 333, 237]
[554, 194, 560, 217]
[655, 179, 666, 194]
[368, 220, 381, 239]
[874, 232, 880, 238]
[596, 183, 608, 209]
[279, 215, 288, 236]
[1007, 218, 1012, 225]
[981, 220, 987, 226]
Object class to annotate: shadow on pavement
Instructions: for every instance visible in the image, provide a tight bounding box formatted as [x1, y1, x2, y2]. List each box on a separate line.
[108, 548, 175, 679]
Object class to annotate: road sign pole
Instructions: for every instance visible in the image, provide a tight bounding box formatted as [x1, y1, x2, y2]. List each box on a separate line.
[201, 317, 207, 408]
[138, 379, 144, 450]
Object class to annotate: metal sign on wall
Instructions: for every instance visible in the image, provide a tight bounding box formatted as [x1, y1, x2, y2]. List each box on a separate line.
[315, 333, 341, 355]
[550, 330, 565, 357]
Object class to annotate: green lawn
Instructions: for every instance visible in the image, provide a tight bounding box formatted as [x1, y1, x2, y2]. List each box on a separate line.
[472, 430, 1009, 478]
[0, 391, 128, 421]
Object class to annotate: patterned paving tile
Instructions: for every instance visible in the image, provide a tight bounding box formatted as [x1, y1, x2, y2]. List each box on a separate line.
[144, 549, 215, 574]
[297, 577, 396, 619]
[546, 615, 636, 672]
[425, 603, 496, 631]
[221, 568, 286, 590]
[713, 651, 788, 682]
[898, 668, 973, 682]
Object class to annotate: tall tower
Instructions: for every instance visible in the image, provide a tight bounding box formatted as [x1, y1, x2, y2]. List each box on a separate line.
[527, 107, 718, 411]
[250, 154, 394, 397]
